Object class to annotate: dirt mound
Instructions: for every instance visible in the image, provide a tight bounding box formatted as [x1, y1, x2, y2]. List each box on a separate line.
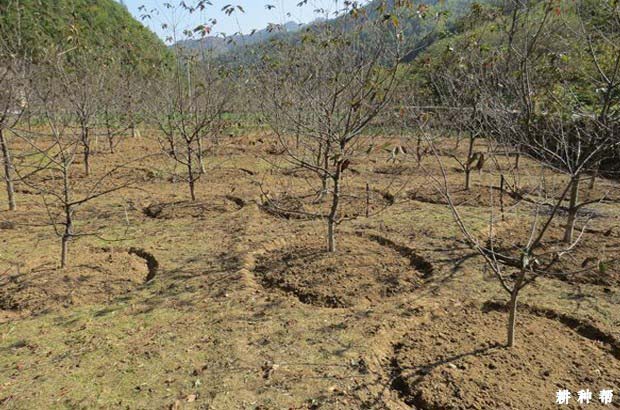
[546, 180, 620, 204]
[407, 184, 521, 208]
[365, 233, 434, 278]
[374, 164, 420, 176]
[490, 220, 620, 287]
[261, 188, 394, 221]
[143, 197, 243, 219]
[0, 248, 150, 314]
[390, 307, 620, 409]
[255, 234, 424, 308]
[260, 193, 321, 220]
[555, 232, 620, 287]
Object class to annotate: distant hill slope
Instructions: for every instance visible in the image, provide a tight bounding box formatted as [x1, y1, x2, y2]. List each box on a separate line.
[189, 0, 479, 65]
[176, 21, 305, 55]
[0, 0, 169, 68]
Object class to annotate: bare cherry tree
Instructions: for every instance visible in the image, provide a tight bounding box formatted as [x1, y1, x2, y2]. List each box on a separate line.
[0, 57, 28, 211]
[257, 10, 404, 252]
[149, 53, 228, 201]
[451, 0, 620, 244]
[574, 0, 620, 186]
[15, 56, 136, 268]
[0, 25, 30, 211]
[99, 64, 132, 154]
[421, 0, 616, 346]
[430, 144, 595, 347]
[56, 52, 106, 177]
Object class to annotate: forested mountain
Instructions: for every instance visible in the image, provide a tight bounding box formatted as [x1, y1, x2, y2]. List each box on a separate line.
[176, 21, 304, 55]
[0, 0, 169, 68]
[199, 0, 479, 66]
[408, 0, 618, 123]
[404, 0, 620, 174]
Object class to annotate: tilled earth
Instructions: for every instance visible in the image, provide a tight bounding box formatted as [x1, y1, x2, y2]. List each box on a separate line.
[391, 306, 620, 410]
[0, 132, 619, 409]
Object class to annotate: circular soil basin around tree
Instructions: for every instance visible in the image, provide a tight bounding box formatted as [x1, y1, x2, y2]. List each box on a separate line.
[261, 188, 394, 221]
[0, 247, 151, 315]
[254, 234, 425, 308]
[143, 196, 244, 219]
[373, 163, 421, 176]
[390, 306, 620, 410]
[407, 184, 521, 208]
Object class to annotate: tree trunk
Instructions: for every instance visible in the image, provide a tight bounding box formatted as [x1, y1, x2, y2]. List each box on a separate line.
[514, 152, 520, 170]
[365, 182, 370, 218]
[105, 110, 114, 154]
[465, 168, 472, 191]
[507, 286, 519, 347]
[187, 146, 196, 201]
[61, 235, 69, 269]
[197, 137, 206, 174]
[416, 135, 422, 166]
[327, 170, 341, 253]
[465, 133, 475, 190]
[189, 176, 196, 201]
[129, 103, 137, 138]
[83, 126, 91, 176]
[61, 207, 73, 269]
[563, 175, 580, 243]
[506, 269, 525, 347]
[0, 128, 16, 211]
[589, 163, 599, 190]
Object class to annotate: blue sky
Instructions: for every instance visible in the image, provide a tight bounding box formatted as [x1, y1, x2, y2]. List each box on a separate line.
[121, 0, 360, 42]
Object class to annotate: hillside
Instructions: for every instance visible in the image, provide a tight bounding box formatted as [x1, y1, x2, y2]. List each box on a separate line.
[0, 0, 169, 67]
[176, 21, 305, 55]
[177, 0, 478, 64]
[404, 0, 620, 175]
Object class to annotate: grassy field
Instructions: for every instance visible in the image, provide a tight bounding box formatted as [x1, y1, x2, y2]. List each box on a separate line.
[1, 131, 619, 409]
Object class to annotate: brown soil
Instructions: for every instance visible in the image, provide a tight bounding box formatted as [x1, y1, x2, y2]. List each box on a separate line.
[373, 163, 421, 176]
[0, 247, 149, 314]
[255, 234, 425, 308]
[391, 306, 620, 410]
[555, 232, 620, 287]
[407, 183, 521, 208]
[490, 218, 620, 287]
[1, 133, 619, 409]
[262, 186, 394, 221]
[143, 196, 243, 219]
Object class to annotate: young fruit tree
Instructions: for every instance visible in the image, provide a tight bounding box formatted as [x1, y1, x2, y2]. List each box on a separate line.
[424, 0, 616, 347]
[149, 53, 229, 201]
[431, 147, 598, 347]
[256, 6, 405, 252]
[0, 2, 29, 212]
[99, 63, 133, 155]
[420, 51, 488, 191]
[0, 56, 28, 211]
[489, 0, 620, 244]
[55, 52, 107, 177]
[14, 55, 138, 268]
